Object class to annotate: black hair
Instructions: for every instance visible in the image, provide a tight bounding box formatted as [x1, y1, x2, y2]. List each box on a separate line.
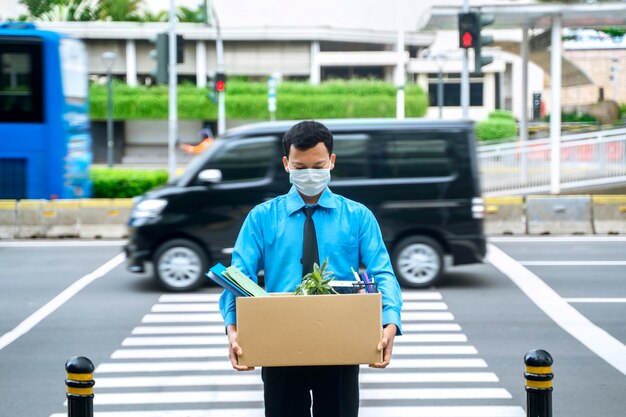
[282, 120, 333, 157]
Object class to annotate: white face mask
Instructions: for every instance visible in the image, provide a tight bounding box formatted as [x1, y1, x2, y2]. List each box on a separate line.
[289, 168, 331, 197]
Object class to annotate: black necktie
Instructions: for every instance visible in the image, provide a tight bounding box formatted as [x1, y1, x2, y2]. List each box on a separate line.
[302, 206, 319, 277]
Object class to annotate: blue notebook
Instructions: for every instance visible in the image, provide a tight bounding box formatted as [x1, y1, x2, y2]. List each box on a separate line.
[206, 264, 248, 297]
[206, 263, 269, 297]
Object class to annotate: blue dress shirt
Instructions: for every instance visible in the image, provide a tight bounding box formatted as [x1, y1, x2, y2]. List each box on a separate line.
[219, 186, 403, 335]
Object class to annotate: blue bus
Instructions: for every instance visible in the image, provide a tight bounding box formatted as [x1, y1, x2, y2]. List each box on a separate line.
[0, 22, 92, 199]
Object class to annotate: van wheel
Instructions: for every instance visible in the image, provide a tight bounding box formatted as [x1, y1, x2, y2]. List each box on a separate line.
[153, 239, 208, 292]
[392, 236, 444, 288]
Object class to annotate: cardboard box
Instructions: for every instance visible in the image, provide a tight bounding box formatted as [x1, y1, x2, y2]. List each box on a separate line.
[236, 292, 382, 367]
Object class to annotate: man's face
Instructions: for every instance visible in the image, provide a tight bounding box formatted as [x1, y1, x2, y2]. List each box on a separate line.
[282, 142, 336, 173]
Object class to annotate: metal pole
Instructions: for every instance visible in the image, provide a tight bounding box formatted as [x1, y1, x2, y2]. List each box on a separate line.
[520, 25, 529, 185]
[611, 57, 618, 101]
[524, 349, 553, 417]
[550, 15, 562, 194]
[65, 356, 94, 417]
[395, 30, 405, 120]
[167, 0, 177, 179]
[437, 68, 443, 119]
[106, 69, 113, 168]
[212, 1, 226, 135]
[461, 0, 470, 119]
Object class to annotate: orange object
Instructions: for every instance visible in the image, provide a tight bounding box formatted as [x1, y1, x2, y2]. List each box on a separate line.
[180, 138, 213, 154]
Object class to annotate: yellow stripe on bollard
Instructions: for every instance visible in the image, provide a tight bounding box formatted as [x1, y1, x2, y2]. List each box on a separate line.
[525, 379, 553, 389]
[66, 386, 94, 396]
[592, 195, 626, 204]
[525, 365, 552, 374]
[484, 196, 524, 205]
[67, 373, 93, 381]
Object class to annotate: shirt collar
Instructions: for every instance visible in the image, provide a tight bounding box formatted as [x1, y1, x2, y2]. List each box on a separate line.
[286, 186, 337, 216]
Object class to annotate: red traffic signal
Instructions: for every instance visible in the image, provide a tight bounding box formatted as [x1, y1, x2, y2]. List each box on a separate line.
[461, 31, 474, 48]
[215, 80, 225, 92]
[214, 72, 226, 92]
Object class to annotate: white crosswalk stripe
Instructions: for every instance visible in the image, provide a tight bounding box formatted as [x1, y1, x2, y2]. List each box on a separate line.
[50, 290, 524, 417]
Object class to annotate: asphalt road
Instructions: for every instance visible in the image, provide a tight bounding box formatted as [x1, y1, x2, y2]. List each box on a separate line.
[0, 237, 624, 417]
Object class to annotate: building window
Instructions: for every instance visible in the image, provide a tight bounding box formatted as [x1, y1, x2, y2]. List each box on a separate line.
[321, 66, 385, 81]
[427, 73, 484, 107]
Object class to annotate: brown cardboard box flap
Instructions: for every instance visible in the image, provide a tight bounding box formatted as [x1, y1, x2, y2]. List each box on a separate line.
[236, 293, 382, 367]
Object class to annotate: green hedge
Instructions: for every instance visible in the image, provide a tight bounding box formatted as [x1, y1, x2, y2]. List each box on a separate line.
[89, 80, 429, 121]
[90, 167, 168, 198]
[475, 111, 518, 142]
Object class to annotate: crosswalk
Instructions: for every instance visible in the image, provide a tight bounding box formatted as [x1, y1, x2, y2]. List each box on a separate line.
[50, 291, 525, 417]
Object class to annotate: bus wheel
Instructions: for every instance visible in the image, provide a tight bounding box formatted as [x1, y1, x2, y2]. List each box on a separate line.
[392, 236, 444, 288]
[154, 239, 207, 292]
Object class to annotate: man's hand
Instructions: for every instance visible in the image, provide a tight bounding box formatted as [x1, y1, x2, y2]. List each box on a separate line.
[226, 324, 255, 371]
[369, 324, 397, 369]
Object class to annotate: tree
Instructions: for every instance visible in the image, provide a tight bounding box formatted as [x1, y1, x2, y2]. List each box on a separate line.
[98, 0, 144, 21]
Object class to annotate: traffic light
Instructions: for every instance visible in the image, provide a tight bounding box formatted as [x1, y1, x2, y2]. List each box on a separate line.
[149, 33, 185, 85]
[214, 72, 226, 93]
[473, 12, 495, 74]
[458, 12, 478, 49]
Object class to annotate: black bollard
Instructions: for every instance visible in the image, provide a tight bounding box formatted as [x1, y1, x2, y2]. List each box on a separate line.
[65, 356, 95, 417]
[524, 349, 553, 417]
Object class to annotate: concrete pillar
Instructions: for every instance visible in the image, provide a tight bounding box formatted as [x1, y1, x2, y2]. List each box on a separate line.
[483, 72, 496, 112]
[126, 39, 137, 87]
[310, 41, 320, 85]
[196, 40, 207, 87]
[550, 15, 562, 194]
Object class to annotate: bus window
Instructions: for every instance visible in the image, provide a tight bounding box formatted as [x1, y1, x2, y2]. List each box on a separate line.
[0, 39, 43, 123]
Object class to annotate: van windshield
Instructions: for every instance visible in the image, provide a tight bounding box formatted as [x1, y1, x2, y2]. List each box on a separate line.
[170, 138, 227, 185]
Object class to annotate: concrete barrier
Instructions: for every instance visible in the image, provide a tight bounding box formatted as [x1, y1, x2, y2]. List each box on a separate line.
[42, 200, 80, 238]
[484, 196, 526, 235]
[592, 195, 626, 234]
[527, 195, 593, 235]
[79, 198, 132, 239]
[16, 200, 46, 238]
[0, 200, 17, 239]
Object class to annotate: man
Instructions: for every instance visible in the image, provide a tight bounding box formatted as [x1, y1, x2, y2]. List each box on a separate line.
[219, 120, 402, 417]
[179, 126, 213, 154]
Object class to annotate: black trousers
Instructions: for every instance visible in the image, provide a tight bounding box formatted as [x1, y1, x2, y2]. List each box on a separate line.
[261, 365, 360, 417]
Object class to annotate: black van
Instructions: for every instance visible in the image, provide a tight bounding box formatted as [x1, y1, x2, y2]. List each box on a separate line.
[124, 119, 486, 291]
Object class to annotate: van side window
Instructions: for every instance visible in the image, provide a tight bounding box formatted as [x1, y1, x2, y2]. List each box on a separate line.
[332, 134, 369, 179]
[378, 135, 454, 178]
[208, 136, 275, 182]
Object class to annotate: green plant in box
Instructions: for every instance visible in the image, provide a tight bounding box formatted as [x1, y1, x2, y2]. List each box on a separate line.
[294, 258, 338, 295]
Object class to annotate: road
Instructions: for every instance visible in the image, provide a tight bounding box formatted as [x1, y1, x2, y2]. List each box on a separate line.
[0, 237, 624, 416]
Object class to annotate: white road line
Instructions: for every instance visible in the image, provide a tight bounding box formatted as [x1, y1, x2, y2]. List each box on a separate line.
[401, 301, 449, 311]
[396, 334, 468, 343]
[360, 406, 526, 417]
[360, 371, 498, 383]
[402, 292, 443, 300]
[131, 325, 225, 335]
[402, 312, 455, 321]
[95, 358, 488, 373]
[83, 387, 509, 405]
[121, 333, 466, 347]
[96, 374, 262, 388]
[488, 243, 626, 376]
[403, 323, 462, 332]
[0, 253, 125, 351]
[159, 294, 221, 303]
[111, 348, 225, 359]
[0, 240, 126, 247]
[489, 236, 626, 243]
[141, 313, 223, 323]
[49, 407, 526, 417]
[565, 298, 626, 303]
[152, 304, 220, 313]
[520, 261, 626, 266]
[391, 346, 478, 355]
[362, 388, 511, 400]
[93, 371, 497, 388]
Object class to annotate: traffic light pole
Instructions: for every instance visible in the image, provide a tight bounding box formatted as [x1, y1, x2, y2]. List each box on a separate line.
[167, 0, 178, 179]
[212, 2, 226, 135]
[461, 0, 469, 119]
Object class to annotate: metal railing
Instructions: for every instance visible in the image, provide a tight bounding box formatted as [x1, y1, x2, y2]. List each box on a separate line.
[479, 128, 626, 195]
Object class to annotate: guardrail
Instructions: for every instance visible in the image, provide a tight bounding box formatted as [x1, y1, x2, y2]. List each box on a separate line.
[1, 196, 625, 238]
[480, 128, 626, 196]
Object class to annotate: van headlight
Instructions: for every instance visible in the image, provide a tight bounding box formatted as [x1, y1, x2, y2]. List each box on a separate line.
[132, 199, 167, 218]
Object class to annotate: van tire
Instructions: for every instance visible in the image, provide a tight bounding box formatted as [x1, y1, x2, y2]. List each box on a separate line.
[153, 239, 208, 292]
[392, 236, 444, 288]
